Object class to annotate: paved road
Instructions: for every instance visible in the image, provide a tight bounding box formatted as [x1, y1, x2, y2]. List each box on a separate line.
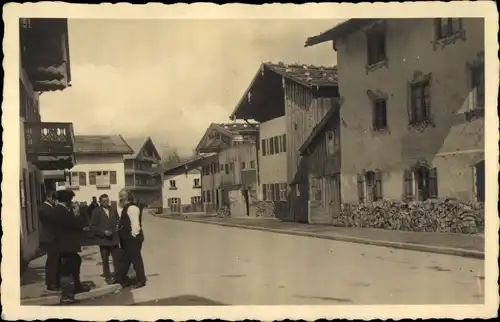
[77, 214, 485, 305]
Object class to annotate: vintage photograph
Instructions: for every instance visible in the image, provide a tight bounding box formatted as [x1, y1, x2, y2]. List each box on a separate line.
[2, 1, 498, 321]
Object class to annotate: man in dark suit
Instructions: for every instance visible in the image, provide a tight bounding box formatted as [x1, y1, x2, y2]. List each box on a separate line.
[89, 194, 120, 284]
[114, 188, 146, 289]
[38, 189, 60, 291]
[87, 196, 99, 220]
[53, 189, 90, 304]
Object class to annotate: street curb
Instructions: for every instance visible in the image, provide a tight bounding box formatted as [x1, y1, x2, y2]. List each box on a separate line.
[21, 284, 122, 306]
[168, 217, 484, 260]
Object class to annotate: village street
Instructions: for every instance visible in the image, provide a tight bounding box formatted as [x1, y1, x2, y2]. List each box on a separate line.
[75, 213, 485, 306]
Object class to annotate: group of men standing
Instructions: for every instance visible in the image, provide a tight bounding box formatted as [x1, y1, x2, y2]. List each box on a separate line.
[38, 188, 147, 304]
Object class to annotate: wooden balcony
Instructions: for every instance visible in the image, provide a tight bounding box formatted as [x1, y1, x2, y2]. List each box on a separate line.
[125, 183, 162, 191]
[24, 121, 75, 170]
[124, 167, 160, 175]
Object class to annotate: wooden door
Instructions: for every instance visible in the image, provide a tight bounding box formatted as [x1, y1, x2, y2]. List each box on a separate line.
[328, 174, 341, 222]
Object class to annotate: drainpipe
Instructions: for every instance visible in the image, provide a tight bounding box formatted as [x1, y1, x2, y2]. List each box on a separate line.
[243, 118, 260, 200]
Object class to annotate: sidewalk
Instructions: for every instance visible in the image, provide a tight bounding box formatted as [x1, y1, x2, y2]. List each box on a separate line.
[21, 246, 121, 305]
[162, 215, 485, 259]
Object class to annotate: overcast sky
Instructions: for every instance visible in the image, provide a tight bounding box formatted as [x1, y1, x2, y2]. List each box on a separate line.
[40, 19, 340, 156]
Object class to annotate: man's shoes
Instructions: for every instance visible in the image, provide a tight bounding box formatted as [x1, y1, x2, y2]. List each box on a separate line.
[132, 282, 146, 289]
[60, 296, 79, 304]
[74, 284, 91, 294]
[47, 285, 60, 292]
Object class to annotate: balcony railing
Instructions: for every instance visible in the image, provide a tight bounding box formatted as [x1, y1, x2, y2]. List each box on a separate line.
[124, 167, 160, 175]
[125, 183, 162, 190]
[24, 121, 75, 170]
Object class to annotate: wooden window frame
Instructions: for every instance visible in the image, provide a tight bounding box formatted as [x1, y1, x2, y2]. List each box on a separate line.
[409, 79, 431, 125]
[95, 171, 110, 188]
[273, 136, 279, 154]
[373, 99, 388, 130]
[261, 139, 267, 156]
[325, 131, 335, 156]
[435, 18, 462, 40]
[279, 183, 287, 201]
[365, 22, 388, 71]
[269, 137, 275, 155]
[169, 180, 177, 189]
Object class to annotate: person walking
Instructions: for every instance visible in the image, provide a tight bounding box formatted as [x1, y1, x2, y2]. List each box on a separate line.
[89, 194, 120, 284]
[114, 188, 146, 289]
[87, 196, 99, 221]
[53, 189, 90, 304]
[38, 189, 60, 291]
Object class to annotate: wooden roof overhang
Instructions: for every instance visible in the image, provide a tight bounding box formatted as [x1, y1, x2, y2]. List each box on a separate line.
[163, 154, 217, 176]
[195, 123, 233, 154]
[304, 19, 381, 49]
[229, 64, 286, 123]
[20, 18, 72, 92]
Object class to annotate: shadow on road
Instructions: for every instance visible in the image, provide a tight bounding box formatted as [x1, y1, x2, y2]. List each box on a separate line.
[70, 288, 226, 306]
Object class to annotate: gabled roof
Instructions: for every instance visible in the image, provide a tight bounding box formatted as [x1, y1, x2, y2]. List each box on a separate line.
[195, 122, 259, 153]
[163, 153, 217, 176]
[229, 62, 338, 120]
[74, 135, 133, 155]
[299, 101, 340, 156]
[265, 62, 338, 88]
[123, 136, 161, 160]
[304, 19, 381, 48]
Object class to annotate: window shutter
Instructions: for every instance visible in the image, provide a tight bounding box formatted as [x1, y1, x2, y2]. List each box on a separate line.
[273, 137, 279, 154]
[428, 167, 438, 198]
[262, 184, 267, 201]
[407, 81, 415, 124]
[374, 170, 383, 201]
[261, 139, 267, 156]
[269, 138, 275, 155]
[89, 171, 96, 185]
[79, 172, 87, 186]
[109, 171, 117, 184]
[282, 134, 286, 152]
[403, 169, 413, 201]
[357, 173, 365, 203]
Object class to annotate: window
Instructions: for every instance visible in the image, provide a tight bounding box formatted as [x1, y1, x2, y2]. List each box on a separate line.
[70, 172, 87, 187]
[169, 180, 177, 189]
[191, 196, 202, 204]
[168, 197, 180, 205]
[229, 163, 234, 172]
[435, 18, 462, 40]
[278, 136, 283, 152]
[410, 80, 430, 124]
[225, 164, 229, 174]
[241, 161, 246, 170]
[273, 183, 280, 202]
[193, 178, 200, 187]
[273, 136, 279, 154]
[364, 171, 382, 202]
[312, 178, 322, 201]
[250, 160, 255, 169]
[366, 28, 386, 66]
[96, 171, 109, 187]
[279, 183, 288, 201]
[471, 61, 485, 109]
[405, 166, 438, 202]
[474, 160, 485, 202]
[373, 99, 388, 130]
[206, 190, 211, 203]
[269, 137, 275, 155]
[325, 131, 335, 156]
[263, 184, 273, 201]
[261, 139, 267, 156]
[282, 134, 286, 152]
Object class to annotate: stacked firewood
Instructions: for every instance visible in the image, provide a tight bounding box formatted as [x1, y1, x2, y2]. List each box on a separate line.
[338, 199, 484, 234]
[256, 201, 275, 217]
